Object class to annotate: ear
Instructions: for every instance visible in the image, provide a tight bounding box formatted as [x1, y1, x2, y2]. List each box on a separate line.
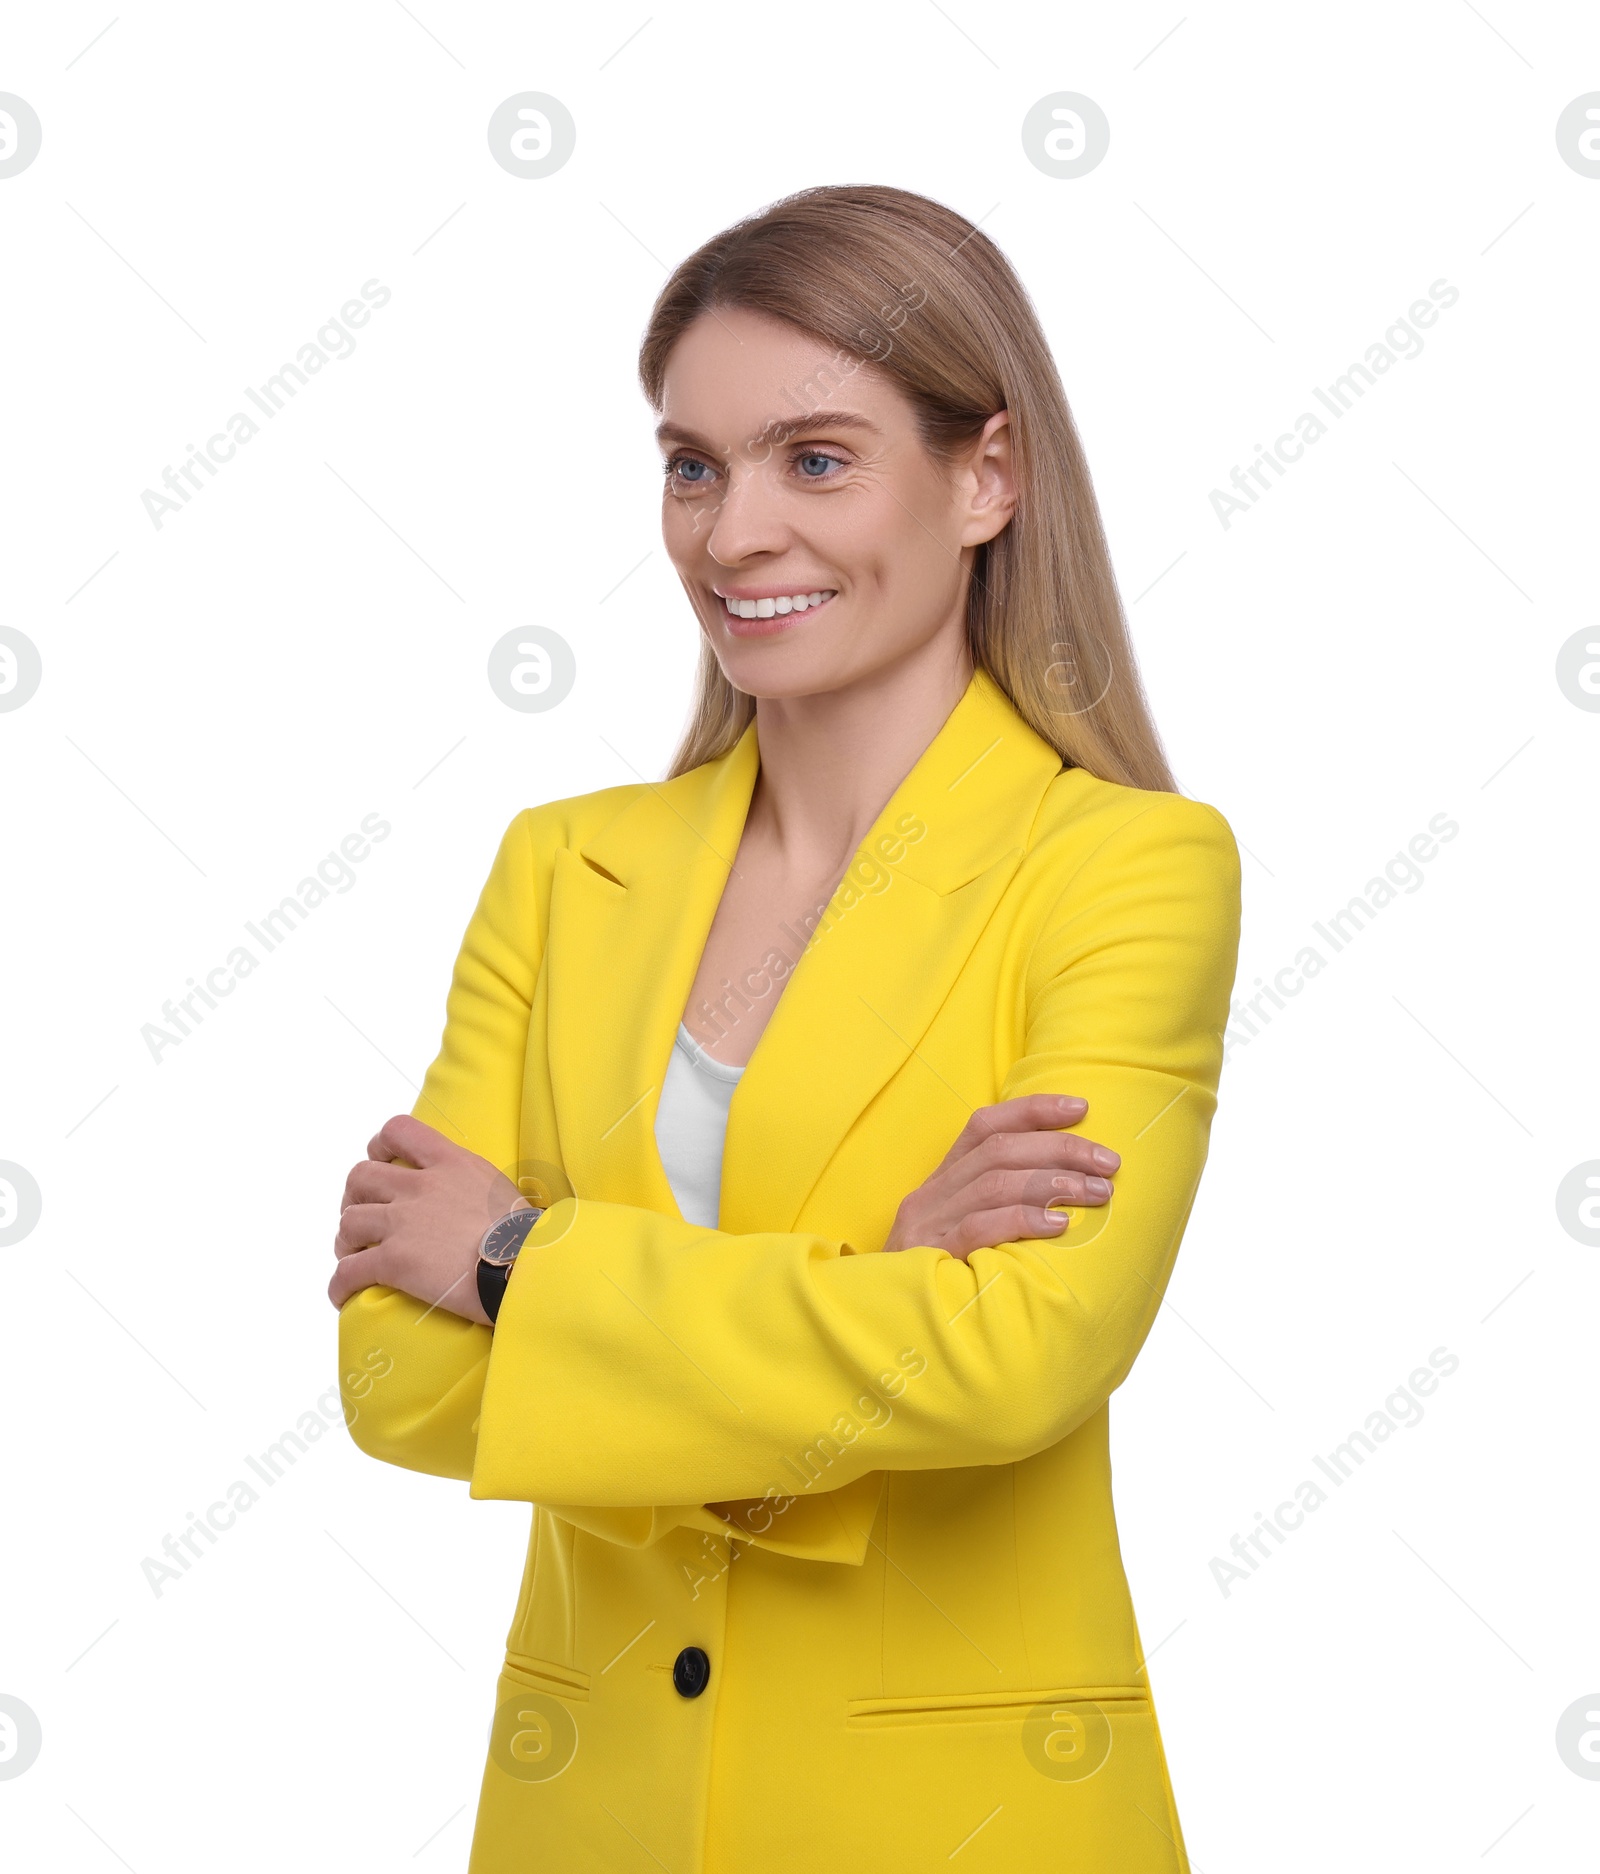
[956, 411, 1017, 547]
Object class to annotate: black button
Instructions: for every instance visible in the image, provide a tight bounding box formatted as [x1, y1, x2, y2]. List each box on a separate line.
[672, 1646, 711, 1698]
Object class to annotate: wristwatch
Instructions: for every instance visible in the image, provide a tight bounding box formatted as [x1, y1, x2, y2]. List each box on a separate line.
[476, 1202, 544, 1324]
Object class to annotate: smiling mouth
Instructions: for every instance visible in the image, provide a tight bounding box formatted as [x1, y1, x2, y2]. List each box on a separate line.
[717, 588, 837, 621]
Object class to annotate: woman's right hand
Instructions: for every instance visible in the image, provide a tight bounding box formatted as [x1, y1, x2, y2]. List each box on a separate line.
[882, 1094, 1119, 1262]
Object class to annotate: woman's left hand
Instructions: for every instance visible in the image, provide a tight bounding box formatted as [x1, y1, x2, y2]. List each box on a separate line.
[327, 1114, 526, 1324]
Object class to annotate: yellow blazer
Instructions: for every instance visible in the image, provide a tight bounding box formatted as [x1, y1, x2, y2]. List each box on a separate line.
[339, 666, 1241, 1872]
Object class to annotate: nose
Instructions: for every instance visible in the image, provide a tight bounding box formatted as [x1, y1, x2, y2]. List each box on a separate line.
[704, 453, 790, 567]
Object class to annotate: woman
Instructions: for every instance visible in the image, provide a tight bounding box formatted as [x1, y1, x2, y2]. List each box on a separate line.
[331, 184, 1240, 1872]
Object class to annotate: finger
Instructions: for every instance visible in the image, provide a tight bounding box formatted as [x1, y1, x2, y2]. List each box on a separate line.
[328, 1245, 387, 1308]
[366, 1113, 453, 1169]
[340, 1158, 414, 1211]
[936, 1094, 1091, 1171]
[975, 1093, 1091, 1135]
[959, 1166, 1115, 1214]
[334, 1201, 393, 1258]
[958, 1128, 1120, 1180]
[944, 1204, 1071, 1261]
[1041, 1168, 1113, 1206]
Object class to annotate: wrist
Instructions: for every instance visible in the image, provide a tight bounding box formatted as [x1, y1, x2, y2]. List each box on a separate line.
[476, 1201, 544, 1325]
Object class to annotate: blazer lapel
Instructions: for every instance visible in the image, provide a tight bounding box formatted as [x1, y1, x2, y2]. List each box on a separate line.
[542, 668, 1065, 1234]
[720, 670, 1063, 1233]
[543, 722, 761, 1214]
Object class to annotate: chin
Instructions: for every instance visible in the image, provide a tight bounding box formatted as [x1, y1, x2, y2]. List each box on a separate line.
[702, 605, 840, 694]
[714, 649, 853, 702]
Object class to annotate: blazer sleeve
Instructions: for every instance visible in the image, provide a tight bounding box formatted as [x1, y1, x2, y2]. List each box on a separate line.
[468, 793, 1242, 1512]
[336, 809, 537, 1482]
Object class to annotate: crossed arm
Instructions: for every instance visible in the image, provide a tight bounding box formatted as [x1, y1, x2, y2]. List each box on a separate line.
[332, 795, 1240, 1544]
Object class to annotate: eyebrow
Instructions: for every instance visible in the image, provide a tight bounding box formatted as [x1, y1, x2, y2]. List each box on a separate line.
[655, 409, 881, 453]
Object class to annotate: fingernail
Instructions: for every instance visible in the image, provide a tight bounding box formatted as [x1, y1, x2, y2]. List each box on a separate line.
[1086, 1176, 1113, 1199]
[1058, 1096, 1088, 1113]
[1094, 1147, 1120, 1169]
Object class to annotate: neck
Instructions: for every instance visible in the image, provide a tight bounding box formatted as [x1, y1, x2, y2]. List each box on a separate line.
[745, 628, 974, 873]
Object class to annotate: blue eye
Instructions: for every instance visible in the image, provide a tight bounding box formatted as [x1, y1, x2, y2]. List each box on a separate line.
[666, 455, 714, 487]
[798, 453, 837, 478]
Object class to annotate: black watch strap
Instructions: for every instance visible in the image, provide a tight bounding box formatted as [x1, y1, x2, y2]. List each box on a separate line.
[477, 1257, 513, 1324]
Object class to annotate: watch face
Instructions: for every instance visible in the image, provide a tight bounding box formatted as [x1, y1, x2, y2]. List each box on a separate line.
[480, 1205, 543, 1266]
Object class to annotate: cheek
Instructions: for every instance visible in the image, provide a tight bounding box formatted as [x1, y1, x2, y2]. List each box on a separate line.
[815, 481, 925, 575]
[661, 497, 719, 560]
[859, 468, 962, 564]
[859, 493, 960, 602]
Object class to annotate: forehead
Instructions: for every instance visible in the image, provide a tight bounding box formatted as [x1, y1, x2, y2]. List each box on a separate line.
[657, 306, 902, 444]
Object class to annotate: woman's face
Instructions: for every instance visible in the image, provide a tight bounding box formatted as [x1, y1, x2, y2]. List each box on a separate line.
[656, 306, 1013, 701]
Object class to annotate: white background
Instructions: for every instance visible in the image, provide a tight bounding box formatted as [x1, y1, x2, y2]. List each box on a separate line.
[2, 3, 1596, 1868]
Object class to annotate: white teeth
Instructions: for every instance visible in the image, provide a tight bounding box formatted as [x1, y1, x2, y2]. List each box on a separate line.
[721, 589, 835, 619]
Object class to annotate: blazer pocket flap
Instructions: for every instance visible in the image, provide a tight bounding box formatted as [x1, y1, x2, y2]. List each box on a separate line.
[503, 1648, 591, 1702]
[846, 1683, 1150, 1727]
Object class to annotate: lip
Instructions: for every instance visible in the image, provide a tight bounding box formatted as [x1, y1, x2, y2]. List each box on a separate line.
[713, 585, 837, 638]
[713, 584, 836, 602]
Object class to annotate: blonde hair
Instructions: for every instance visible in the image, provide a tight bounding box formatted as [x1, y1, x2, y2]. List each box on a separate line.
[639, 184, 1176, 792]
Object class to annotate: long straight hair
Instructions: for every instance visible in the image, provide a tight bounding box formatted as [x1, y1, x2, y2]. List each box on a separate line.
[638, 184, 1177, 792]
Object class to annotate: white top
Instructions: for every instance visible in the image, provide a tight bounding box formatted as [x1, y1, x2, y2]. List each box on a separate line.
[654, 1023, 746, 1228]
